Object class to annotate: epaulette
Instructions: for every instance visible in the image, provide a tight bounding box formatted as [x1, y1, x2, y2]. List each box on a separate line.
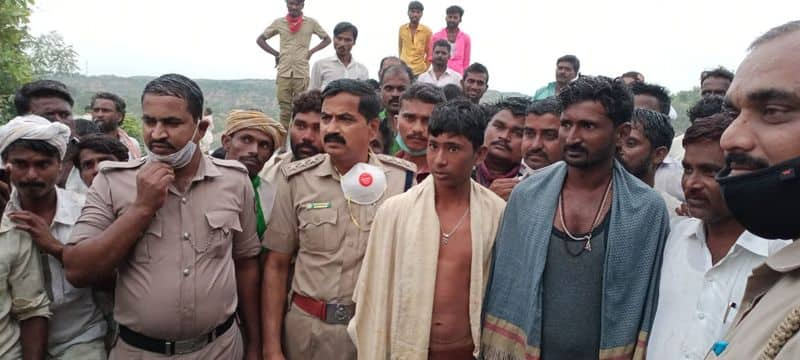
[98, 158, 146, 173]
[281, 153, 326, 178]
[376, 154, 418, 173]
[210, 157, 248, 174]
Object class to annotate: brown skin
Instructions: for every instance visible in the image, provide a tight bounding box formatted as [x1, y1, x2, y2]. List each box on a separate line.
[483, 110, 524, 174]
[555, 101, 627, 234]
[381, 71, 412, 117]
[555, 61, 577, 92]
[379, 58, 403, 80]
[682, 140, 743, 264]
[427, 132, 484, 350]
[617, 122, 668, 187]
[633, 94, 663, 114]
[222, 128, 275, 178]
[28, 96, 75, 187]
[397, 99, 435, 169]
[21, 317, 48, 360]
[522, 112, 563, 171]
[721, 32, 800, 177]
[461, 72, 488, 104]
[77, 149, 120, 187]
[445, 13, 461, 34]
[431, 45, 451, 78]
[700, 76, 731, 98]
[290, 111, 323, 160]
[91, 98, 124, 135]
[333, 30, 355, 66]
[256, 0, 331, 68]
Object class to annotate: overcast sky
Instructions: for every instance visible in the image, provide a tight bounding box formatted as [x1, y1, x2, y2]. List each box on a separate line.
[29, 0, 798, 95]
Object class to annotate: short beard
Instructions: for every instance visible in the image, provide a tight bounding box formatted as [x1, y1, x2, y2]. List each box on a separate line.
[98, 120, 119, 134]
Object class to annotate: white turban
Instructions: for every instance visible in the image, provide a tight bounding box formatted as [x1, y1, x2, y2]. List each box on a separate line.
[0, 115, 71, 161]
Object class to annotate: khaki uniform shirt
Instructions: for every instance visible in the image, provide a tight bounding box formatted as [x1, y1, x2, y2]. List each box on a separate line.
[708, 239, 800, 359]
[264, 153, 416, 304]
[69, 156, 260, 340]
[259, 151, 293, 186]
[263, 17, 329, 79]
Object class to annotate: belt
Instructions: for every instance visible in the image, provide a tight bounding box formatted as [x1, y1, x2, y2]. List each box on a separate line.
[292, 293, 355, 325]
[118, 315, 235, 355]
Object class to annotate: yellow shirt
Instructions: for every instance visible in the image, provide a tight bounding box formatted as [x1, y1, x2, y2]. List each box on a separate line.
[398, 23, 432, 76]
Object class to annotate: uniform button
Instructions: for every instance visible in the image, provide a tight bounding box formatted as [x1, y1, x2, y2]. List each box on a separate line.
[183, 232, 190, 240]
[181, 197, 187, 204]
[183, 268, 190, 276]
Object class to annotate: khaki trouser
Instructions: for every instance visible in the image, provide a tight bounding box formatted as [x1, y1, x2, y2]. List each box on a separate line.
[284, 304, 356, 360]
[50, 339, 107, 360]
[276, 77, 309, 131]
[109, 324, 243, 360]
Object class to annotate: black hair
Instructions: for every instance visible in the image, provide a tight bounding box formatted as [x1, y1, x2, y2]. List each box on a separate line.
[683, 112, 734, 147]
[527, 98, 562, 116]
[408, 1, 424, 11]
[432, 39, 451, 52]
[687, 95, 725, 123]
[71, 133, 130, 169]
[141, 73, 204, 121]
[401, 83, 446, 105]
[489, 96, 533, 118]
[380, 63, 414, 84]
[14, 80, 74, 115]
[557, 75, 634, 127]
[74, 118, 101, 138]
[446, 5, 464, 16]
[211, 147, 226, 159]
[700, 66, 734, 84]
[631, 108, 674, 151]
[333, 22, 358, 41]
[749, 20, 800, 50]
[90, 92, 127, 114]
[365, 79, 380, 91]
[321, 79, 382, 122]
[292, 89, 322, 118]
[429, 99, 485, 151]
[463, 62, 489, 83]
[630, 82, 671, 115]
[442, 84, 464, 101]
[557, 55, 580, 73]
[1, 139, 60, 163]
[621, 71, 644, 82]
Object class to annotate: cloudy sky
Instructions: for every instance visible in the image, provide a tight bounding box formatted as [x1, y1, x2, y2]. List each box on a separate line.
[29, 0, 798, 95]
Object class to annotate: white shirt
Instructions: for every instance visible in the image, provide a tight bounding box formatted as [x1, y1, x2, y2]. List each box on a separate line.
[655, 155, 685, 201]
[647, 218, 790, 360]
[669, 134, 686, 161]
[417, 66, 463, 88]
[658, 189, 681, 219]
[64, 166, 88, 195]
[309, 55, 369, 90]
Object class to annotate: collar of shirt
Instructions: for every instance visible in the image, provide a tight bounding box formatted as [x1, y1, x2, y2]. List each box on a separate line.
[311, 153, 389, 179]
[426, 66, 457, 79]
[327, 55, 361, 70]
[684, 218, 771, 260]
[166, 156, 224, 195]
[1, 187, 82, 233]
[766, 239, 800, 272]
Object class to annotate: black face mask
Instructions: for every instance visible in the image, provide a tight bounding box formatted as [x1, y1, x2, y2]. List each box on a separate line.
[717, 155, 800, 240]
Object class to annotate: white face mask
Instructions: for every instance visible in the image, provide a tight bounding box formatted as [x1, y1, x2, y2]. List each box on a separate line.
[340, 162, 387, 205]
[149, 120, 200, 168]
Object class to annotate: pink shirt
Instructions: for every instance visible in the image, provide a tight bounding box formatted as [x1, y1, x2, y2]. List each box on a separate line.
[430, 29, 471, 75]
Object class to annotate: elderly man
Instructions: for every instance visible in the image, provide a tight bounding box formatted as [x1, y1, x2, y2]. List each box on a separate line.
[222, 110, 287, 237]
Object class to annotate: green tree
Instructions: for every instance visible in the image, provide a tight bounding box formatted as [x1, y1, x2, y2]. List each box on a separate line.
[26, 31, 79, 76]
[670, 87, 702, 135]
[120, 113, 143, 146]
[0, 0, 35, 122]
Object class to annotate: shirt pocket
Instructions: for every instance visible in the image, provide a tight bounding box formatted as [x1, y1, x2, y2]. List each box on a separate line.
[205, 210, 242, 258]
[133, 217, 161, 264]
[298, 208, 339, 252]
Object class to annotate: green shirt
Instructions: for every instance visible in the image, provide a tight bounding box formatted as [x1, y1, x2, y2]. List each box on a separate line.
[533, 81, 557, 100]
[251, 176, 267, 239]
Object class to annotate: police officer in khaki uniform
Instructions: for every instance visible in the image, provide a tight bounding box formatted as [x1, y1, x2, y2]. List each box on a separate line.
[704, 21, 800, 359]
[63, 74, 262, 359]
[262, 79, 416, 360]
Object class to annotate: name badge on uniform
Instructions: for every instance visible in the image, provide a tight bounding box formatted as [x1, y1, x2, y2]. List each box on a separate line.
[306, 202, 332, 209]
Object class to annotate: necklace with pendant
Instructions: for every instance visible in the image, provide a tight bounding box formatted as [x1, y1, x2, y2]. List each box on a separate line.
[440, 206, 470, 246]
[558, 177, 613, 256]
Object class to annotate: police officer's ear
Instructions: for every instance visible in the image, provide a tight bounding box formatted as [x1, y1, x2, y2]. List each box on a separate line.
[368, 117, 379, 139]
[196, 117, 211, 140]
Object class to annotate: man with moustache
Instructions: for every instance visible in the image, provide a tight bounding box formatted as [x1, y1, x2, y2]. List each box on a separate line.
[260, 89, 325, 184]
[519, 98, 563, 178]
[379, 64, 413, 154]
[394, 83, 447, 183]
[430, 5, 471, 75]
[700, 67, 734, 98]
[482, 76, 669, 359]
[475, 97, 531, 200]
[262, 79, 416, 360]
[309, 22, 369, 90]
[648, 114, 789, 360]
[417, 40, 462, 88]
[704, 20, 800, 359]
[222, 110, 287, 237]
[90, 92, 142, 158]
[398, 1, 432, 76]
[533, 55, 580, 100]
[63, 74, 262, 359]
[461, 63, 489, 104]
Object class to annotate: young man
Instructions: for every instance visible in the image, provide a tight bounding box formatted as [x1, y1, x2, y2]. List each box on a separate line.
[417, 40, 462, 88]
[648, 114, 789, 360]
[262, 79, 416, 360]
[461, 63, 489, 104]
[72, 133, 130, 190]
[482, 76, 669, 359]
[398, 1, 432, 76]
[310, 22, 369, 90]
[259, 89, 324, 183]
[90, 92, 142, 158]
[222, 110, 287, 236]
[707, 20, 800, 359]
[617, 108, 681, 217]
[64, 74, 262, 358]
[349, 99, 505, 359]
[630, 82, 671, 115]
[520, 98, 563, 178]
[699, 66, 734, 98]
[533, 55, 580, 100]
[430, 5, 471, 75]
[380, 64, 414, 154]
[257, 0, 331, 128]
[0, 115, 107, 359]
[394, 83, 447, 182]
[475, 97, 531, 200]
[669, 95, 725, 161]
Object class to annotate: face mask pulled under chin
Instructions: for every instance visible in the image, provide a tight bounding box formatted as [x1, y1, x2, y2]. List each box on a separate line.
[149, 121, 200, 168]
[717, 155, 800, 240]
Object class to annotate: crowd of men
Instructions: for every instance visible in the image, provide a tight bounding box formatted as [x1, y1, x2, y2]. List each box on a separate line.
[0, 0, 797, 359]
